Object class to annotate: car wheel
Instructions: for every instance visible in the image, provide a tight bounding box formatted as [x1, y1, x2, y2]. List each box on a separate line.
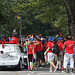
[17, 60, 23, 70]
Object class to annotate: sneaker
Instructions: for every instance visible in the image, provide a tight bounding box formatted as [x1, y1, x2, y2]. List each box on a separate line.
[40, 64, 42, 67]
[41, 63, 45, 66]
[70, 70, 73, 73]
[38, 64, 42, 67]
[30, 69, 33, 71]
[59, 67, 61, 69]
[37, 64, 40, 67]
[49, 70, 52, 72]
[62, 70, 66, 73]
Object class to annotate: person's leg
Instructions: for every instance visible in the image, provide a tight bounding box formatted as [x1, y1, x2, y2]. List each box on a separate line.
[70, 54, 74, 72]
[39, 51, 42, 65]
[56, 61, 59, 69]
[49, 63, 52, 72]
[36, 51, 40, 66]
[64, 54, 69, 71]
[30, 62, 32, 70]
[59, 61, 61, 69]
[49, 53, 57, 71]
[29, 54, 33, 71]
[49, 61, 57, 69]
[42, 50, 45, 65]
[57, 51, 63, 69]
[33, 62, 35, 69]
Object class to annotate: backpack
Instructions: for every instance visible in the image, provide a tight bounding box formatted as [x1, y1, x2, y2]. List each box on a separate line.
[50, 44, 60, 54]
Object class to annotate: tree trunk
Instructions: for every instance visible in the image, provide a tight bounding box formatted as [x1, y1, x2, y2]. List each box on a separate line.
[64, 0, 75, 36]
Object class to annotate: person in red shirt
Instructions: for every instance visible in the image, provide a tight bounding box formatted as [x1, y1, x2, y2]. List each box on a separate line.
[44, 36, 57, 72]
[56, 37, 63, 70]
[9, 33, 18, 44]
[34, 37, 42, 67]
[63, 36, 75, 73]
[28, 38, 39, 71]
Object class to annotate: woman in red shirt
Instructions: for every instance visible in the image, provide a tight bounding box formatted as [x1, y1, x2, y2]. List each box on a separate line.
[28, 38, 39, 71]
[44, 36, 57, 72]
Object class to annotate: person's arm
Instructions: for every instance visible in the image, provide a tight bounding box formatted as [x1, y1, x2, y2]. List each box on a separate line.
[63, 44, 65, 50]
[18, 42, 22, 47]
[44, 47, 50, 55]
[34, 41, 39, 46]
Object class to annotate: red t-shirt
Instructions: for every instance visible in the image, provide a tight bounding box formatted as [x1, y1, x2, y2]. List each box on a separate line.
[57, 42, 63, 51]
[36, 41, 41, 51]
[28, 44, 35, 54]
[9, 37, 18, 44]
[28, 44, 36, 54]
[64, 40, 75, 54]
[34, 46, 36, 54]
[47, 41, 54, 53]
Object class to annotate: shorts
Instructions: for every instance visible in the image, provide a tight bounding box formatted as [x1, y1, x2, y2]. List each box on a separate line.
[48, 53, 54, 62]
[28, 54, 35, 62]
[28, 54, 33, 62]
[57, 51, 63, 61]
[36, 51, 42, 61]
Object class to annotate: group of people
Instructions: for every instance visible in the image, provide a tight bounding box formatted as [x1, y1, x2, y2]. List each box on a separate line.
[19, 35, 75, 73]
[2, 33, 75, 73]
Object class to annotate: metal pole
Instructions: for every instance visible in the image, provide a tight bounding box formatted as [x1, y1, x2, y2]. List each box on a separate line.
[19, 25, 22, 39]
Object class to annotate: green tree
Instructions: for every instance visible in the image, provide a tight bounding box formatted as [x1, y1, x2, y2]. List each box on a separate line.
[12, 0, 65, 36]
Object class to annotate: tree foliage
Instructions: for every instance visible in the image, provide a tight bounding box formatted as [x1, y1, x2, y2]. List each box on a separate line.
[0, 0, 75, 37]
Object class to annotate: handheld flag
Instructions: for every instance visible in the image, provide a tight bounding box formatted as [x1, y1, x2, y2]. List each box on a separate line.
[56, 34, 59, 37]
[39, 34, 42, 37]
[59, 32, 63, 37]
[9, 37, 11, 42]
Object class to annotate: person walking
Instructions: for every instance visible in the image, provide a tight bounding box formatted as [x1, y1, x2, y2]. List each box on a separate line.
[28, 38, 39, 71]
[56, 37, 64, 70]
[44, 36, 57, 72]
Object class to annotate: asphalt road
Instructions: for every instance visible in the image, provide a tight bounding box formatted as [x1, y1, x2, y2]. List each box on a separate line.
[0, 66, 75, 75]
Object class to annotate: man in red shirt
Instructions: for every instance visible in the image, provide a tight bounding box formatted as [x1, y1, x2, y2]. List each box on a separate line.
[56, 37, 63, 70]
[41, 39, 46, 66]
[63, 36, 75, 73]
[34, 37, 42, 67]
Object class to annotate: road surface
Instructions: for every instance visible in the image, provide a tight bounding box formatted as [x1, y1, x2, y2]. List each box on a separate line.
[0, 66, 75, 75]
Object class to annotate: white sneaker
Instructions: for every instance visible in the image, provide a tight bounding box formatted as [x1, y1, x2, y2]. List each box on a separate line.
[59, 67, 61, 69]
[49, 70, 52, 72]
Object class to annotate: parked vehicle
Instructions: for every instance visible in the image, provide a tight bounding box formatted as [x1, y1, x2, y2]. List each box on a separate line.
[0, 44, 27, 70]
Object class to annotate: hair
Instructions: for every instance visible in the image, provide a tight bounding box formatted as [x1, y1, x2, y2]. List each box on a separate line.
[68, 36, 72, 40]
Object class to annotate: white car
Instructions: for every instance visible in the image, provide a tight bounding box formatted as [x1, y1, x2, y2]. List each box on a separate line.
[0, 44, 27, 70]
